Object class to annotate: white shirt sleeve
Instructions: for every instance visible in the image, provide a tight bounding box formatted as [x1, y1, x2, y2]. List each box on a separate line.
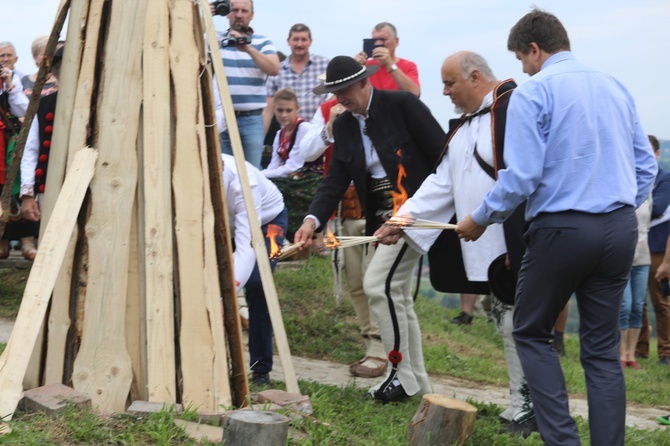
[397, 155, 456, 253]
[7, 74, 28, 117]
[223, 164, 256, 290]
[20, 118, 39, 198]
[300, 106, 331, 162]
[213, 76, 227, 133]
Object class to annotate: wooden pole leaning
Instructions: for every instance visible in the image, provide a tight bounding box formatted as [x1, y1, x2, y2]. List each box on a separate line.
[200, 5, 300, 395]
[0, 148, 97, 421]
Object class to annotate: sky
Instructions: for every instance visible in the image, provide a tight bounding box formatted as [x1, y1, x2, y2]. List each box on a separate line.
[3, 0, 669, 138]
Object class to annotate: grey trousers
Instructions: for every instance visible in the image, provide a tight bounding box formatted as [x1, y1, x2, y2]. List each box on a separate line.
[513, 207, 636, 446]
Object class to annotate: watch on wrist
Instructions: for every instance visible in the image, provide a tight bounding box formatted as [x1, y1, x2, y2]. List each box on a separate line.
[388, 63, 398, 73]
[320, 125, 334, 145]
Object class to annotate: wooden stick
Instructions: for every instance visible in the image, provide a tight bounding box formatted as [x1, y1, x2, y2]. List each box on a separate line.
[0, 147, 97, 421]
[201, 2, 300, 395]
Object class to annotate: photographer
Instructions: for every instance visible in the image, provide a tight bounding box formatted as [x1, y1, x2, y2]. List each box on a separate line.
[353, 22, 420, 97]
[212, 0, 279, 169]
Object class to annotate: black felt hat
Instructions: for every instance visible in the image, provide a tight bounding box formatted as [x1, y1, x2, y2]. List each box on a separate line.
[488, 253, 516, 306]
[312, 56, 379, 95]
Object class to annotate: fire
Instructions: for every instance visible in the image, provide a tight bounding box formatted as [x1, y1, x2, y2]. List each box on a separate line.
[392, 150, 408, 214]
[266, 224, 283, 259]
[323, 226, 339, 249]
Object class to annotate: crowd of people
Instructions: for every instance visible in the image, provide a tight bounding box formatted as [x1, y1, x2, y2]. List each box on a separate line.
[2, 1, 669, 443]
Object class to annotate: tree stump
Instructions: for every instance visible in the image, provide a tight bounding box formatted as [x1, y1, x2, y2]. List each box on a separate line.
[407, 394, 477, 446]
[222, 410, 290, 446]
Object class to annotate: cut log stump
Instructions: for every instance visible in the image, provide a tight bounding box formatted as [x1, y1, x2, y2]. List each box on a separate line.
[407, 394, 477, 446]
[222, 410, 289, 446]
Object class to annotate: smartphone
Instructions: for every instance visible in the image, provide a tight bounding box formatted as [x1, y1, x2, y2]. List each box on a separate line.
[363, 39, 383, 58]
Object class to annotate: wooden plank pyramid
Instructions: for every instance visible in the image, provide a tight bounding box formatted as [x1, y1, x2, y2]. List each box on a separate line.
[0, 0, 298, 420]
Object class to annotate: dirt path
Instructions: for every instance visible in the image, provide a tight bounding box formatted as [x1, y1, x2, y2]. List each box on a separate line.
[0, 318, 666, 431]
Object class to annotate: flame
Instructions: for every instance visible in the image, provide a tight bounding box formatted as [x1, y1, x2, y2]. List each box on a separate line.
[266, 224, 283, 259]
[392, 150, 408, 214]
[323, 226, 339, 249]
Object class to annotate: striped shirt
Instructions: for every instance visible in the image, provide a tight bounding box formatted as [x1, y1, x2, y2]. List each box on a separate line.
[217, 30, 277, 111]
[266, 54, 330, 121]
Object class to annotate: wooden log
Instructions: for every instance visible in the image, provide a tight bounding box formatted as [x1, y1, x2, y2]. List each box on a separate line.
[71, 0, 146, 414]
[407, 394, 477, 446]
[170, 0, 231, 411]
[222, 410, 290, 446]
[200, 1, 300, 396]
[197, 7, 248, 408]
[141, 0, 175, 404]
[0, 148, 97, 421]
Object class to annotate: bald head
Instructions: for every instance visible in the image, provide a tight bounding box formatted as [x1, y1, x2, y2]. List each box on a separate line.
[441, 51, 498, 114]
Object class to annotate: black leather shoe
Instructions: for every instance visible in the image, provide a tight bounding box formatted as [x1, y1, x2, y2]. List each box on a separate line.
[500, 414, 539, 438]
[449, 311, 473, 325]
[251, 372, 271, 387]
[373, 380, 409, 404]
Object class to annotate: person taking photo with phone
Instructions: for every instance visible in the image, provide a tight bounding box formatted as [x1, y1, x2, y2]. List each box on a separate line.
[353, 22, 420, 97]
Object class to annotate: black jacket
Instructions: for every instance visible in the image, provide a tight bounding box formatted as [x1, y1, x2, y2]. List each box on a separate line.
[307, 89, 445, 235]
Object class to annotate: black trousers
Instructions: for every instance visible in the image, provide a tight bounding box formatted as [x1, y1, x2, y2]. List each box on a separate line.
[513, 206, 636, 446]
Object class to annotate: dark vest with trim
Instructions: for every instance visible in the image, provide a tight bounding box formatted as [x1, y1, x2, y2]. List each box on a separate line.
[35, 92, 58, 194]
[428, 79, 527, 294]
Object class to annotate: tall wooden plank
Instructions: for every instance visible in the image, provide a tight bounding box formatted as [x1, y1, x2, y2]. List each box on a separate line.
[71, 0, 146, 414]
[169, 0, 227, 411]
[0, 148, 97, 420]
[41, 0, 103, 387]
[198, 46, 248, 407]
[201, 4, 300, 394]
[142, 0, 176, 404]
[125, 191, 146, 402]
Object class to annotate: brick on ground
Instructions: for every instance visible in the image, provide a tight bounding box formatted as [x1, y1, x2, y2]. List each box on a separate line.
[127, 400, 183, 416]
[20, 383, 91, 417]
[256, 389, 312, 415]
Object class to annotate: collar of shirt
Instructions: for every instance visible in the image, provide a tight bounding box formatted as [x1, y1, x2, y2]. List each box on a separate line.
[352, 89, 385, 178]
[541, 51, 574, 71]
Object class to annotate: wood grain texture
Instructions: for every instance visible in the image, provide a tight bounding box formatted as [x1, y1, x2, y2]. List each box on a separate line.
[141, 0, 176, 404]
[71, 0, 146, 414]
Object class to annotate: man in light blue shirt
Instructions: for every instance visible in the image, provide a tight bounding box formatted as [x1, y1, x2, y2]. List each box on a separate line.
[456, 9, 657, 446]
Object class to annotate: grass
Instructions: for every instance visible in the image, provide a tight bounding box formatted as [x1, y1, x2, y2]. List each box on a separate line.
[1, 258, 670, 444]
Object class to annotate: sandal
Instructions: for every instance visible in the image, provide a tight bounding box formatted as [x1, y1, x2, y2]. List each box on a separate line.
[350, 356, 387, 378]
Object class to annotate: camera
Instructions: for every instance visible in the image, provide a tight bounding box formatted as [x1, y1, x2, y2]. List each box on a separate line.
[220, 35, 251, 48]
[211, 0, 230, 16]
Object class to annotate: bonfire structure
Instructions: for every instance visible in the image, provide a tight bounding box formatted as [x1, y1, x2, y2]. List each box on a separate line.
[0, 0, 299, 420]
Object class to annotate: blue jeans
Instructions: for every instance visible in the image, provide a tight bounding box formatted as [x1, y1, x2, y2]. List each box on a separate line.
[246, 206, 288, 374]
[220, 114, 264, 169]
[619, 264, 649, 330]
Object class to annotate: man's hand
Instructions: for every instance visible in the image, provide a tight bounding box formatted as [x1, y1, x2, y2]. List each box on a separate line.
[21, 197, 40, 221]
[326, 103, 346, 136]
[656, 261, 670, 283]
[455, 214, 487, 242]
[0, 66, 12, 90]
[372, 46, 393, 70]
[354, 51, 368, 66]
[294, 218, 316, 249]
[374, 223, 403, 245]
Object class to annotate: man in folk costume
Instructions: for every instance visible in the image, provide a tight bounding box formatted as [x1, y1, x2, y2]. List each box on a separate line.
[376, 51, 537, 435]
[294, 56, 444, 403]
